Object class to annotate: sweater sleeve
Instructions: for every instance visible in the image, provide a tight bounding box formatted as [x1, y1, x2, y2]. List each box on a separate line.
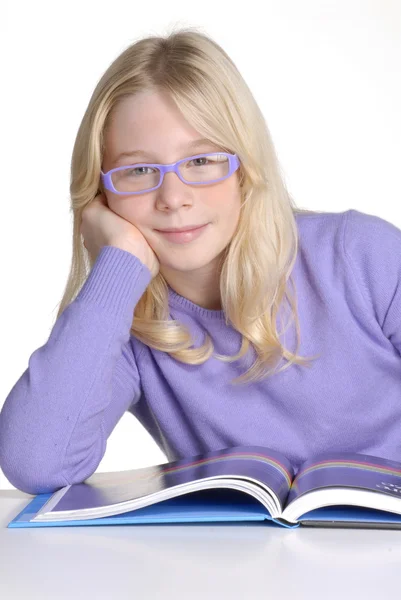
[0, 245, 153, 495]
[342, 209, 401, 352]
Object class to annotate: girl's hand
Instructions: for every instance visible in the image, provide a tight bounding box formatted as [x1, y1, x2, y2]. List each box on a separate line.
[80, 193, 160, 278]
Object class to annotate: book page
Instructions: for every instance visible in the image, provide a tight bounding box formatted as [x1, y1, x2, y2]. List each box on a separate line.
[43, 445, 295, 515]
[287, 451, 401, 506]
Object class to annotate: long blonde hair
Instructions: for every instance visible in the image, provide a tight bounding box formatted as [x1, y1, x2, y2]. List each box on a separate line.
[56, 25, 324, 386]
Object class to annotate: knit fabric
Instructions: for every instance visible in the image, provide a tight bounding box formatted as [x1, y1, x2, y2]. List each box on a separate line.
[1, 209, 401, 495]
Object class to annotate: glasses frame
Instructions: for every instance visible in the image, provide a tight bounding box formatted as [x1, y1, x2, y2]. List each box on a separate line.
[100, 152, 240, 195]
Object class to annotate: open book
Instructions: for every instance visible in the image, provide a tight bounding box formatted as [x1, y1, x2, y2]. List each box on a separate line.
[8, 445, 401, 529]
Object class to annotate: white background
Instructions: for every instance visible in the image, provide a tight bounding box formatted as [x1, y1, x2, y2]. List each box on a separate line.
[1, 0, 400, 489]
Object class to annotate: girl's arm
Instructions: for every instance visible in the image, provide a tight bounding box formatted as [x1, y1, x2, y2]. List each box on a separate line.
[0, 246, 153, 495]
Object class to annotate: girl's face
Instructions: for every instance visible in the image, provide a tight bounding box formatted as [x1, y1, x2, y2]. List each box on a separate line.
[101, 90, 242, 280]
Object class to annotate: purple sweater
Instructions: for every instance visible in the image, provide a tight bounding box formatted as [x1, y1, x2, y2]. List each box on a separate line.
[2, 209, 401, 495]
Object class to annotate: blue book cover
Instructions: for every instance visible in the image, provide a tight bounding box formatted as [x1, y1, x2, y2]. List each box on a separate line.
[7, 445, 401, 529]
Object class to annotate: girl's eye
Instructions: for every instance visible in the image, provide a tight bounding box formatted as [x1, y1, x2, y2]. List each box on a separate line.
[189, 157, 209, 166]
[128, 166, 154, 176]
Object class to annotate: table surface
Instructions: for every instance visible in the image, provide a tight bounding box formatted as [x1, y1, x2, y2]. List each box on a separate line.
[1, 490, 401, 599]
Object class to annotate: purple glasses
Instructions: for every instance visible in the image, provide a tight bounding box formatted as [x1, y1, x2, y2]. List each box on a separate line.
[100, 152, 240, 195]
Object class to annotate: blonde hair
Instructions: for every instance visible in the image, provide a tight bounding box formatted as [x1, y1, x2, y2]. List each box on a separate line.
[56, 24, 325, 386]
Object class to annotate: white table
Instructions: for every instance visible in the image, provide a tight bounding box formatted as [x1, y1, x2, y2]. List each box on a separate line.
[1, 489, 401, 599]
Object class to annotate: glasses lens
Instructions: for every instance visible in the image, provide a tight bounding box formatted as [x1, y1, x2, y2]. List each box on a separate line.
[179, 153, 229, 183]
[111, 165, 161, 193]
[110, 154, 230, 193]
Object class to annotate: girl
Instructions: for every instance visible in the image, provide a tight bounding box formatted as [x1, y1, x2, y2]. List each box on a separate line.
[1, 27, 401, 495]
